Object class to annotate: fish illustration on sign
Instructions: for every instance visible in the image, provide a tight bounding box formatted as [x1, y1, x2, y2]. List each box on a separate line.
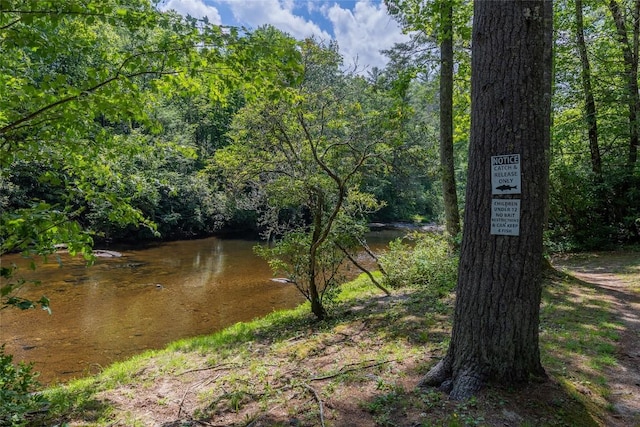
[496, 185, 518, 191]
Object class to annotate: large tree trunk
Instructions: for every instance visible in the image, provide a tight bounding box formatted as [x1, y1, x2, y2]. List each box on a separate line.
[421, 0, 552, 400]
[439, 0, 461, 240]
[575, 0, 602, 178]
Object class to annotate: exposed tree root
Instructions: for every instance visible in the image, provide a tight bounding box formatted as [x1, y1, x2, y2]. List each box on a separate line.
[449, 369, 484, 400]
[418, 359, 451, 389]
[419, 359, 483, 400]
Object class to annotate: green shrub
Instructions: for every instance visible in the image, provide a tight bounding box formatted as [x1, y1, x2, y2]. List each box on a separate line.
[0, 345, 45, 426]
[379, 232, 458, 295]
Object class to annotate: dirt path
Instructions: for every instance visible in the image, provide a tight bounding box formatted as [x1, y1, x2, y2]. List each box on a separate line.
[553, 253, 640, 427]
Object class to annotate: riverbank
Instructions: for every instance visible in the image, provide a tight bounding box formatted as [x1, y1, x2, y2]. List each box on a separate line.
[37, 252, 639, 426]
[2, 232, 407, 385]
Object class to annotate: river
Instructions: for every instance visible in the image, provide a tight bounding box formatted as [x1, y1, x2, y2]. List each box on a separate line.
[0, 232, 401, 385]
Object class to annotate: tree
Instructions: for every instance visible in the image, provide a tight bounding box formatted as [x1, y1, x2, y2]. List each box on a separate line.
[363, 56, 444, 225]
[575, 0, 602, 178]
[385, 0, 472, 240]
[421, 0, 553, 399]
[608, 0, 640, 167]
[438, 0, 461, 240]
[216, 38, 396, 320]
[550, 0, 640, 247]
[0, 1, 284, 309]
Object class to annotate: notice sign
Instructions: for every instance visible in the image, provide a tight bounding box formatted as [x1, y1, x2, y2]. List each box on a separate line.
[491, 199, 520, 236]
[492, 154, 521, 195]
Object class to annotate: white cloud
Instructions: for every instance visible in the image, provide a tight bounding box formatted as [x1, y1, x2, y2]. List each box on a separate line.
[225, 0, 332, 41]
[305, 0, 322, 15]
[326, 0, 409, 71]
[159, 0, 222, 25]
[158, 0, 408, 70]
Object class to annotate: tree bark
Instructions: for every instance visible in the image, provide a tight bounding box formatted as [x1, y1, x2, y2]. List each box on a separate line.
[421, 0, 552, 400]
[439, 0, 461, 240]
[309, 190, 327, 321]
[575, 0, 602, 178]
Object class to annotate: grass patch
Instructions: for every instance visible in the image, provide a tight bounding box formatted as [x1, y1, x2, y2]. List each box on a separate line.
[539, 268, 627, 423]
[38, 252, 638, 426]
[621, 262, 640, 295]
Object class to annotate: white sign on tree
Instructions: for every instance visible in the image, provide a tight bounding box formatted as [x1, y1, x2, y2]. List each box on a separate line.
[491, 154, 521, 195]
[491, 199, 520, 236]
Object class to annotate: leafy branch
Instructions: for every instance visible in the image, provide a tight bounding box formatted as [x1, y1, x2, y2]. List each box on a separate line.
[0, 68, 178, 136]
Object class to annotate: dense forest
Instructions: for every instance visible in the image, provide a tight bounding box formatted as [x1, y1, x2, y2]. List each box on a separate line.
[1, 0, 639, 300]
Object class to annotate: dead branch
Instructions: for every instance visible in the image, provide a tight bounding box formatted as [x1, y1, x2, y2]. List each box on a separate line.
[336, 242, 390, 296]
[177, 375, 221, 417]
[357, 236, 387, 276]
[303, 384, 325, 427]
[310, 359, 395, 381]
[177, 363, 240, 376]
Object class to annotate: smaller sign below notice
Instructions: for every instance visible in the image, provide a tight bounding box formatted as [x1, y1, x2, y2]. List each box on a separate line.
[491, 154, 521, 195]
[491, 199, 520, 236]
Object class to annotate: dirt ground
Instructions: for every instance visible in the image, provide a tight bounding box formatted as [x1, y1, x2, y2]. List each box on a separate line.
[54, 252, 640, 427]
[553, 252, 640, 427]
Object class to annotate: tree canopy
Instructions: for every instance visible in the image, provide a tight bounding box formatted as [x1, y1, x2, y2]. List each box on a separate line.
[2, 0, 639, 313]
[215, 39, 403, 319]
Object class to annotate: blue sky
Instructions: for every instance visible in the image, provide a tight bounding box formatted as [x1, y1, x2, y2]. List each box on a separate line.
[158, 0, 409, 71]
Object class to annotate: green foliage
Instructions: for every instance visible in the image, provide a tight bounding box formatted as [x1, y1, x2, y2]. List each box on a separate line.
[0, 0, 446, 280]
[216, 37, 406, 319]
[4, 0, 640, 283]
[0, 202, 93, 310]
[256, 229, 346, 312]
[1, 203, 94, 257]
[550, 0, 640, 248]
[385, 0, 472, 43]
[0, 1, 305, 250]
[382, 0, 472, 225]
[0, 0, 269, 310]
[379, 232, 457, 293]
[364, 77, 444, 223]
[0, 1, 161, 244]
[548, 148, 640, 251]
[0, 346, 45, 427]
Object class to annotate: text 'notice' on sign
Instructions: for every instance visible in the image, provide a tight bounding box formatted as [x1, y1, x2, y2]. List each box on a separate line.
[491, 199, 520, 236]
[491, 154, 521, 195]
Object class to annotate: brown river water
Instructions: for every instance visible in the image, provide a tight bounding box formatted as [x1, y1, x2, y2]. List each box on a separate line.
[0, 232, 400, 385]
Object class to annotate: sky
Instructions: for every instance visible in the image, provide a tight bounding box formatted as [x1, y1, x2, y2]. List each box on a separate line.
[157, 0, 410, 71]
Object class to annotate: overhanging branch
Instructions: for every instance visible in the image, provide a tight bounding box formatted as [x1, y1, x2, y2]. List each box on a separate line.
[0, 69, 178, 136]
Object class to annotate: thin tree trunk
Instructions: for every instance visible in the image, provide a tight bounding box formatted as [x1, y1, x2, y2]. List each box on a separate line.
[575, 0, 602, 178]
[422, 0, 552, 400]
[357, 236, 387, 276]
[439, 0, 460, 241]
[335, 242, 391, 296]
[633, 0, 640, 165]
[609, 0, 640, 167]
[309, 192, 327, 320]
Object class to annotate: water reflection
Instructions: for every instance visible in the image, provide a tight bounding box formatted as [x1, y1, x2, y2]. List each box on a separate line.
[0, 232, 401, 384]
[1, 237, 305, 384]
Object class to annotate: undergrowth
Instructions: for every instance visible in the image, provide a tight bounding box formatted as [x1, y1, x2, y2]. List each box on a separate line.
[0, 345, 45, 427]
